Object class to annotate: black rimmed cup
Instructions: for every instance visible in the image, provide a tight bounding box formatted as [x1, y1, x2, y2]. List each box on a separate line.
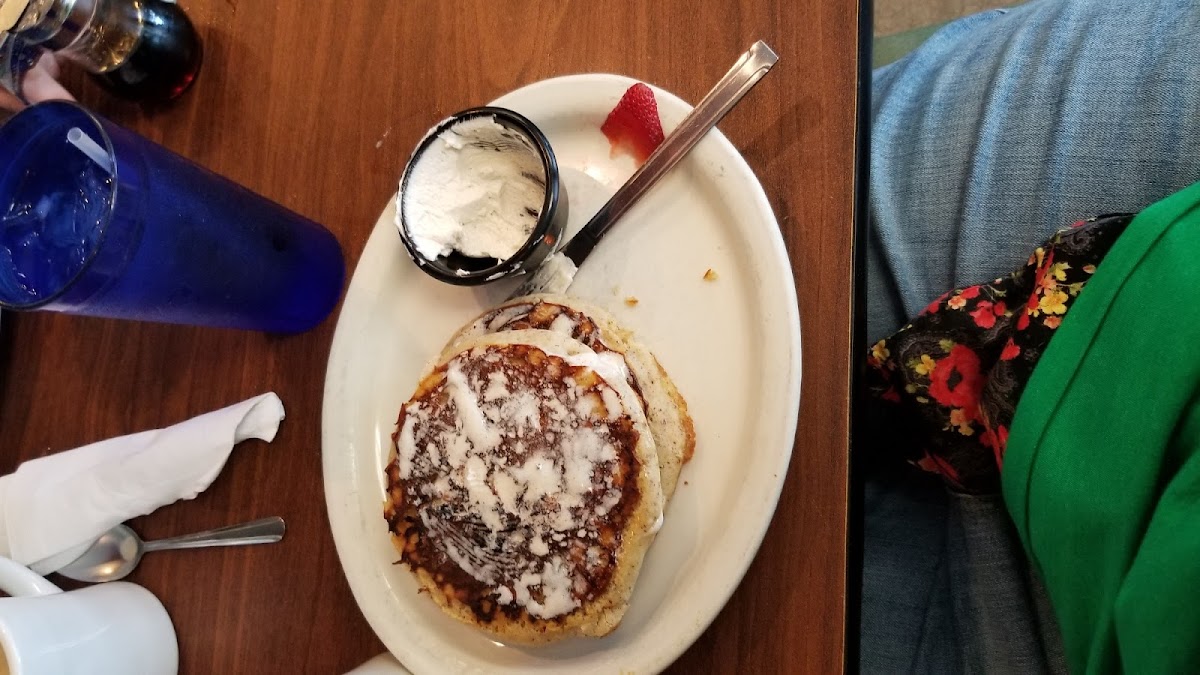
[396, 106, 568, 286]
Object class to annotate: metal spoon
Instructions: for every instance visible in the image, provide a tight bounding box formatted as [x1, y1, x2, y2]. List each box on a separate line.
[56, 516, 286, 583]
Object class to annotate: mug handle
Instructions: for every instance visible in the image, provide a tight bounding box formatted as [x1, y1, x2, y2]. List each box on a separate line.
[0, 555, 61, 597]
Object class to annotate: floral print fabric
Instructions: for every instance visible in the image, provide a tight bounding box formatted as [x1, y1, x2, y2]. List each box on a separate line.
[864, 214, 1132, 494]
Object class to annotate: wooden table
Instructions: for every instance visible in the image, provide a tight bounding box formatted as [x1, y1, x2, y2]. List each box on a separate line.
[0, 1, 864, 672]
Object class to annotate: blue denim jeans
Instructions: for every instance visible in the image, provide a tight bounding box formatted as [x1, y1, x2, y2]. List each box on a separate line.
[864, 1, 1200, 671]
[869, 0, 1200, 343]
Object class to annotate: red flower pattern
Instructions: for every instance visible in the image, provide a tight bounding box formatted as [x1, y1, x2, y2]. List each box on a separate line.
[1025, 290, 1041, 312]
[1000, 339, 1021, 361]
[980, 425, 1010, 467]
[918, 451, 963, 489]
[923, 291, 950, 315]
[1033, 249, 1054, 288]
[927, 345, 984, 411]
[970, 301, 997, 328]
[863, 213, 1134, 494]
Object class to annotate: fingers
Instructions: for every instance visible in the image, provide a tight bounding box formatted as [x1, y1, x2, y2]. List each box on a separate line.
[22, 59, 75, 104]
[36, 51, 63, 80]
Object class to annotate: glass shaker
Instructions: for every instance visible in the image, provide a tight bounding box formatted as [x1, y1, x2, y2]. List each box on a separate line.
[0, 0, 202, 102]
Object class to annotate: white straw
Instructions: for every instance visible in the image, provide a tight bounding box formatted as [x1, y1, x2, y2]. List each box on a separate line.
[67, 127, 114, 175]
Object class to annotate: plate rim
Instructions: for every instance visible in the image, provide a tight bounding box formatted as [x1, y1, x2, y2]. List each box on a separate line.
[322, 72, 803, 674]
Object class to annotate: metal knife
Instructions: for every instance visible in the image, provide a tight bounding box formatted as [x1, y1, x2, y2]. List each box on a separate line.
[508, 40, 778, 300]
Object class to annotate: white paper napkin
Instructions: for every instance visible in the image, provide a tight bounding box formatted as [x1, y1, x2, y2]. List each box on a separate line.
[0, 392, 285, 574]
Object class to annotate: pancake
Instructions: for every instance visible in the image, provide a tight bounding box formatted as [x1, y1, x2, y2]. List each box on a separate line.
[384, 329, 664, 643]
[442, 294, 695, 500]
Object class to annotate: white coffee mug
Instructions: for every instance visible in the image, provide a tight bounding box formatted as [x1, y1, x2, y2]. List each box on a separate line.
[0, 556, 178, 674]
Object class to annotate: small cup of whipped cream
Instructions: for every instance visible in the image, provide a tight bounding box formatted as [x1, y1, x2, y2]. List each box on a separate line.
[396, 107, 568, 285]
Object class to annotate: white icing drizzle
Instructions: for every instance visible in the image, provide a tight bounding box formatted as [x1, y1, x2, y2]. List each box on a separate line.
[445, 362, 502, 451]
[484, 304, 532, 332]
[493, 470, 520, 514]
[510, 451, 562, 504]
[500, 390, 541, 431]
[397, 407, 419, 479]
[514, 557, 576, 619]
[548, 312, 577, 336]
[600, 387, 622, 421]
[495, 586, 513, 605]
[483, 370, 509, 402]
[566, 350, 628, 386]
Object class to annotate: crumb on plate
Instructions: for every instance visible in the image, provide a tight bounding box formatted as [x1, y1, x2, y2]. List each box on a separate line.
[703, 268, 718, 281]
[624, 296, 639, 307]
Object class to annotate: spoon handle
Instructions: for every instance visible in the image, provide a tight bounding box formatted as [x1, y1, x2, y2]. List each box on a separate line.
[142, 517, 286, 552]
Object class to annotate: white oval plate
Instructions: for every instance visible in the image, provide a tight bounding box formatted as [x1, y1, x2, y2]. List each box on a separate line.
[323, 74, 802, 675]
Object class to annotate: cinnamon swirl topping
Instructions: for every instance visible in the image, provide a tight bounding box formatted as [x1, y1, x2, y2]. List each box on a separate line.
[385, 344, 642, 623]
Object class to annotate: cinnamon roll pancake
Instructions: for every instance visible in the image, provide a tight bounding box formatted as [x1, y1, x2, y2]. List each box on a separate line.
[443, 295, 696, 500]
[384, 329, 665, 643]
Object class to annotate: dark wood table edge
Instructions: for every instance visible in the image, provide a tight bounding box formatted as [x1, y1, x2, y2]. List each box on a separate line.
[846, 0, 873, 672]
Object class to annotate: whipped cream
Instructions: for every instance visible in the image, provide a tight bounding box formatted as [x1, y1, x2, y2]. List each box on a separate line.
[399, 115, 546, 261]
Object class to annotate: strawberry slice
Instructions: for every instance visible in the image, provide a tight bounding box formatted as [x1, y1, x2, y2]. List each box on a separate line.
[601, 82, 665, 166]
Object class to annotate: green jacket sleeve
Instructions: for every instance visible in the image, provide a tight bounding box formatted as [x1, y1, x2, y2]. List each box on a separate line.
[1004, 180, 1200, 674]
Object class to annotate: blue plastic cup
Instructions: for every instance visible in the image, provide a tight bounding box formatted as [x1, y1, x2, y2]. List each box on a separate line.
[0, 101, 344, 332]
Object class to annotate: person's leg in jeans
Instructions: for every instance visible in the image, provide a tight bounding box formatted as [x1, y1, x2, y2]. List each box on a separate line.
[863, 0, 1200, 671]
[870, 0, 1200, 342]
